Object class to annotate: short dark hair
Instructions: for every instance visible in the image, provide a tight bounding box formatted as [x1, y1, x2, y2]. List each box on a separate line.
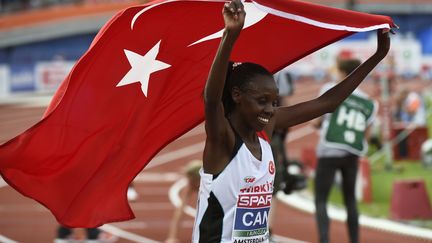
[337, 58, 361, 76]
[222, 62, 273, 116]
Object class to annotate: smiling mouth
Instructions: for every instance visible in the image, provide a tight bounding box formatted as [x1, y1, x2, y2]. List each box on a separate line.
[257, 116, 270, 124]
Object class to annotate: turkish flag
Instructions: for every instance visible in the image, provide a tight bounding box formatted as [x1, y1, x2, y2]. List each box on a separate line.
[0, 0, 395, 227]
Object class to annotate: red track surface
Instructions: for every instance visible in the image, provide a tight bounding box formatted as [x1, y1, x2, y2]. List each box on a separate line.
[1, 80, 431, 242]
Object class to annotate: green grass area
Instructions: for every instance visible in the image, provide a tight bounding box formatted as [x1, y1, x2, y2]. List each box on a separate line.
[424, 92, 432, 138]
[308, 156, 432, 229]
[368, 158, 432, 217]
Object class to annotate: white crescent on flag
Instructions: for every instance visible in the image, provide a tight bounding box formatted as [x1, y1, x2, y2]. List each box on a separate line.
[131, 1, 267, 46]
[131, 0, 392, 45]
[188, 2, 267, 46]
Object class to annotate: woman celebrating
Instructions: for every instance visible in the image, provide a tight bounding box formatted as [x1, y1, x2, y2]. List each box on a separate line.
[192, 0, 390, 242]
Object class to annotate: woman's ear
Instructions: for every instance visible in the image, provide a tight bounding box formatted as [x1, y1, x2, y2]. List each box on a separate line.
[231, 86, 241, 104]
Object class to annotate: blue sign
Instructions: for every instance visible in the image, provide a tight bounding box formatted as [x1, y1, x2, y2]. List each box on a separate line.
[10, 64, 35, 92]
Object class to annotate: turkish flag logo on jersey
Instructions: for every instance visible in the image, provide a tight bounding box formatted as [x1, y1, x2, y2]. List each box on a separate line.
[0, 0, 394, 227]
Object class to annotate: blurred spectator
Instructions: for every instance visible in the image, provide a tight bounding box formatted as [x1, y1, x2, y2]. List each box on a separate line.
[420, 64, 432, 81]
[165, 160, 201, 243]
[314, 57, 378, 243]
[55, 227, 101, 243]
[55, 226, 117, 242]
[394, 89, 426, 125]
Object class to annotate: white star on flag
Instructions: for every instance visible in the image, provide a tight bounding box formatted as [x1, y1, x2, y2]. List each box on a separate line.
[117, 41, 171, 97]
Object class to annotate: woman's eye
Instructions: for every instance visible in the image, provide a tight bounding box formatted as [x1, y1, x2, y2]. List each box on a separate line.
[258, 99, 267, 105]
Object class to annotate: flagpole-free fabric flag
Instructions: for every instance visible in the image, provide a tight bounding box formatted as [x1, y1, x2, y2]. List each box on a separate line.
[0, 0, 395, 227]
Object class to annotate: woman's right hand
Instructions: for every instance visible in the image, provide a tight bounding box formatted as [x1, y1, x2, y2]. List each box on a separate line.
[223, 0, 246, 37]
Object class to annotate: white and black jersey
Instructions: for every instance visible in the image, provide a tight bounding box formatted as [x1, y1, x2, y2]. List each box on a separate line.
[192, 131, 275, 243]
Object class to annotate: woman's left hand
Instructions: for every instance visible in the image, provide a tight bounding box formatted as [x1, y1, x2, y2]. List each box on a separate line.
[375, 29, 391, 59]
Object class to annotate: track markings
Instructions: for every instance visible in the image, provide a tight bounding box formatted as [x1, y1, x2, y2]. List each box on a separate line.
[146, 142, 205, 169]
[0, 203, 47, 212]
[134, 172, 180, 182]
[287, 125, 315, 142]
[130, 202, 173, 211]
[4, 121, 431, 241]
[0, 235, 18, 243]
[0, 178, 6, 188]
[100, 224, 159, 243]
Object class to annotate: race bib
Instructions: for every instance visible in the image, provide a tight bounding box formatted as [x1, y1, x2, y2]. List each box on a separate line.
[324, 94, 377, 155]
[232, 193, 272, 242]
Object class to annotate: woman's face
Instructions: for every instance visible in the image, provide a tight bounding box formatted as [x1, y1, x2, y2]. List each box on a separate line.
[234, 74, 278, 131]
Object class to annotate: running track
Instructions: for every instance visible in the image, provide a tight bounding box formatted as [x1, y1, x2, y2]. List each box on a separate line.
[1, 80, 431, 242]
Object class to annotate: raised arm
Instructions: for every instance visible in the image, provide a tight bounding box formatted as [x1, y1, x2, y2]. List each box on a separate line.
[273, 30, 391, 130]
[203, 0, 245, 173]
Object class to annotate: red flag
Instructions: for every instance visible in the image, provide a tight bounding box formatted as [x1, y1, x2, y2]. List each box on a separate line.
[0, 0, 395, 227]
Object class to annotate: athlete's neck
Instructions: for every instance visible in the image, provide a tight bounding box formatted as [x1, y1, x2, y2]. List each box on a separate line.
[227, 113, 258, 144]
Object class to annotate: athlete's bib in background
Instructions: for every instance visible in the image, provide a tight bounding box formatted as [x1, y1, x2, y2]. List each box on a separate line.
[324, 94, 377, 155]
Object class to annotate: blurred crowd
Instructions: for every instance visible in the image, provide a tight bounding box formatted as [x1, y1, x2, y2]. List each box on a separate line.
[0, 0, 138, 13]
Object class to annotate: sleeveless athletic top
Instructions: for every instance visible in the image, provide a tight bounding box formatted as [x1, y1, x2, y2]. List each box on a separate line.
[192, 131, 275, 243]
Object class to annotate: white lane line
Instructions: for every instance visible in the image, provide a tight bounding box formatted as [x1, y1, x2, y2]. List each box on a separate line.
[177, 124, 204, 140]
[132, 188, 171, 196]
[0, 235, 18, 243]
[358, 216, 432, 240]
[287, 125, 315, 142]
[131, 202, 173, 211]
[108, 221, 149, 229]
[146, 141, 205, 169]
[277, 192, 432, 240]
[134, 172, 181, 182]
[100, 224, 159, 243]
[0, 178, 6, 188]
